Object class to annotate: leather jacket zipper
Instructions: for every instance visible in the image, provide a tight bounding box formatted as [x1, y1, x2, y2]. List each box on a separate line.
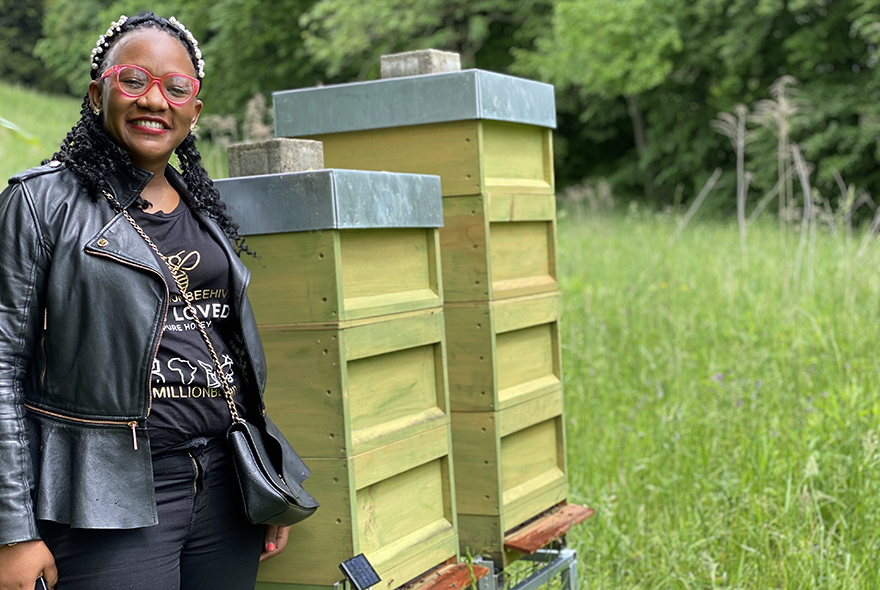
[86, 248, 170, 425]
[24, 404, 141, 450]
[39, 310, 47, 388]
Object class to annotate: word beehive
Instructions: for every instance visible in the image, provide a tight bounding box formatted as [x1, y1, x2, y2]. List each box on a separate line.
[216, 167, 458, 590]
[273, 67, 567, 566]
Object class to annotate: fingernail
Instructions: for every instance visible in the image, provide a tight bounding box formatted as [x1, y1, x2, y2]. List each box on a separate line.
[267, 542, 276, 552]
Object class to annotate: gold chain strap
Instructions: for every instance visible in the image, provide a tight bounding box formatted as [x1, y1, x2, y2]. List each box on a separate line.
[102, 190, 244, 424]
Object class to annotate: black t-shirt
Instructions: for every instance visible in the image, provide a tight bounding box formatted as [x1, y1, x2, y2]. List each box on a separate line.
[129, 199, 247, 451]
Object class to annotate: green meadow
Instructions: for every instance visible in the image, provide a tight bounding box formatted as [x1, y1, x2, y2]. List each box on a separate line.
[5, 81, 880, 588]
[561, 208, 880, 589]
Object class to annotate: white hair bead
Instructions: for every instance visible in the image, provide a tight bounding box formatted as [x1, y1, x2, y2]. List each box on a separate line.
[90, 14, 204, 78]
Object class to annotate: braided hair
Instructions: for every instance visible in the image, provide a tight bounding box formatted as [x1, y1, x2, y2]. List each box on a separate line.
[45, 12, 253, 256]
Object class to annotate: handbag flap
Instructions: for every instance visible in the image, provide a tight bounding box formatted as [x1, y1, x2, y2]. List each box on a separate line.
[230, 420, 318, 508]
[263, 415, 311, 484]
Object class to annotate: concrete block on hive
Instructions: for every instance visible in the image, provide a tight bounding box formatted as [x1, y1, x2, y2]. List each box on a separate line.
[227, 138, 324, 177]
[380, 49, 461, 79]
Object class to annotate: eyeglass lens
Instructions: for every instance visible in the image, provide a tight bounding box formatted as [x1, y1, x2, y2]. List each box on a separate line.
[117, 66, 196, 103]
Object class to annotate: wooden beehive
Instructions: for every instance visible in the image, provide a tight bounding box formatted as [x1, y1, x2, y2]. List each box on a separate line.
[270, 68, 569, 566]
[215, 169, 459, 590]
[257, 424, 458, 589]
[306, 120, 553, 198]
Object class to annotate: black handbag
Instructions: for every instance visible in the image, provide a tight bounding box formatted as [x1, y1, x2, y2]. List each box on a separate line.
[227, 417, 319, 525]
[109, 191, 319, 526]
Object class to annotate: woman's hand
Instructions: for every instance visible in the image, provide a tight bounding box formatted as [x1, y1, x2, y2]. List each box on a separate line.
[0, 540, 57, 590]
[259, 525, 291, 562]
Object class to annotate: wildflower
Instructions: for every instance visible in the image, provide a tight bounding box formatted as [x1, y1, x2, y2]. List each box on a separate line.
[714, 373, 725, 382]
[804, 454, 819, 478]
[862, 430, 879, 459]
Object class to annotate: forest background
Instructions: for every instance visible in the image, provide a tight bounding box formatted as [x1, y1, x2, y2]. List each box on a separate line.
[3, 0, 880, 213]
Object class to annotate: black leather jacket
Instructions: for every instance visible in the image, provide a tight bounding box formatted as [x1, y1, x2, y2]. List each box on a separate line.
[0, 162, 267, 544]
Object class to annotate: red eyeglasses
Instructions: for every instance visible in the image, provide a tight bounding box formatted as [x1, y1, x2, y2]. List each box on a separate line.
[101, 64, 200, 106]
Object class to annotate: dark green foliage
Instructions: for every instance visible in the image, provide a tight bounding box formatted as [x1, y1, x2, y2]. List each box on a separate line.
[298, 0, 552, 80]
[11, 0, 880, 213]
[198, 0, 320, 114]
[0, 0, 63, 91]
[517, 0, 880, 211]
[33, 0, 112, 95]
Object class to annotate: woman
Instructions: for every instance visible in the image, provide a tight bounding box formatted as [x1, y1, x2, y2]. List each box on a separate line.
[0, 12, 290, 590]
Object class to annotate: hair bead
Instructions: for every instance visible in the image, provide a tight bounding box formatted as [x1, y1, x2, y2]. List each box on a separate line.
[88, 14, 203, 80]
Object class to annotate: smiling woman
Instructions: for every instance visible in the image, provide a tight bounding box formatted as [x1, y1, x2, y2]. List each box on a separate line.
[89, 27, 203, 212]
[0, 12, 295, 590]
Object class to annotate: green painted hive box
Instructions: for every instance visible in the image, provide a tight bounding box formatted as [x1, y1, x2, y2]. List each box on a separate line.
[259, 309, 448, 458]
[256, 424, 458, 590]
[273, 70, 556, 199]
[444, 292, 562, 413]
[441, 193, 557, 302]
[272, 72, 557, 305]
[216, 170, 443, 323]
[452, 388, 567, 566]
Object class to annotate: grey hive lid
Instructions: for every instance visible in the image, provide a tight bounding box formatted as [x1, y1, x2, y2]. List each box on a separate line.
[273, 69, 556, 138]
[215, 169, 443, 236]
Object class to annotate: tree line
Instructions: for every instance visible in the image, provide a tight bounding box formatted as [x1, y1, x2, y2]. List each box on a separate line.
[2, 0, 879, 212]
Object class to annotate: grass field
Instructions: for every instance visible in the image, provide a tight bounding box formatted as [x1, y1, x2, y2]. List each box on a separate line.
[560, 206, 880, 588]
[6, 80, 880, 588]
[0, 83, 82, 177]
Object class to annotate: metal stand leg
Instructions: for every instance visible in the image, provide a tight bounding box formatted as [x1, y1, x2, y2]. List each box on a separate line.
[505, 547, 578, 590]
[472, 558, 497, 590]
[560, 549, 577, 590]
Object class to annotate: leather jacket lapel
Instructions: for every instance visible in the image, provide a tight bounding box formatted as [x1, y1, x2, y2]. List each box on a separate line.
[84, 213, 165, 276]
[83, 164, 162, 273]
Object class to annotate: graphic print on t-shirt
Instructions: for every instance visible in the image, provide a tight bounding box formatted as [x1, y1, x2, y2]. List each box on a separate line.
[150, 248, 238, 398]
[164, 249, 200, 292]
[129, 201, 246, 450]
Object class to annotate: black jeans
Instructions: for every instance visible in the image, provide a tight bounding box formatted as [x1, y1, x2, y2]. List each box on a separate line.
[40, 437, 265, 590]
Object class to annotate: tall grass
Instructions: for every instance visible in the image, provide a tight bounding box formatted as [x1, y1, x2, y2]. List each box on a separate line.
[560, 206, 880, 588]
